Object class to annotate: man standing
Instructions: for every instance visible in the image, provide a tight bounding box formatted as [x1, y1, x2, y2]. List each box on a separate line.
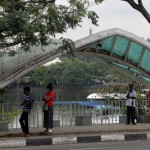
[19, 86, 33, 137]
[147, 90, 150, 116]
[126, 84, 136, 125]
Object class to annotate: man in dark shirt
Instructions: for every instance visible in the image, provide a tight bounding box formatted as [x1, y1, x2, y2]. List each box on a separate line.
[19, 86, 33, 137]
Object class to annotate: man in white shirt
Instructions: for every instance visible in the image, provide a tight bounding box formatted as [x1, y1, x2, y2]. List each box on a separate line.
[126, 84, 136, 125]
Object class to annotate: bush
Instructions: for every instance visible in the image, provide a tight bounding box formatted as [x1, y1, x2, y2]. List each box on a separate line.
[0, 108, 20, 123]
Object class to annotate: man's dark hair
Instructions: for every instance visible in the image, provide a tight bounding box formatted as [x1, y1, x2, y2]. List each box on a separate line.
[129, 84, 133, 88]
[24, 86, 30, 92]
[47, 83, 53, 90]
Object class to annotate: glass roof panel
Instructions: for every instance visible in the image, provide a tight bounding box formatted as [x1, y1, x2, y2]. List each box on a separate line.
[128, 42, 143, 63]
[112, 62, 140, 74]
[85, 33, 150, 85]
[110, 62, 150, 83]
[99, 36, 114, 52]
[90, 43, 97, 49]
[113, 36, 129, 57]
[140, 49, 150, 72]
[137, 75, 150, 82]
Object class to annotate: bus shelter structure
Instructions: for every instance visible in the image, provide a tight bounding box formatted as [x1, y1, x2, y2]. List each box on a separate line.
[75, 28, 150, 87]
[0, 28, 150, 88]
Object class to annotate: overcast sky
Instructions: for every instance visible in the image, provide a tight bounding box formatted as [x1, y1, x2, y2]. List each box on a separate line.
[56, 0, 150, 41]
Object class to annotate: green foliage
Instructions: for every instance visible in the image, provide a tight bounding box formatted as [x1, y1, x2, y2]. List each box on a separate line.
[31, 58, 88, 86]
[0, 0, 103, 53]
[61, 59, 87, 87]
[120, 107, 127, 115]
[31, 66, 49, 86]
[59, 38, 75, 57]
[136, 92, 147, 115]
[30, 57, 131, 87]
[87, 61, 108, 76]
[0, 108, 20, 123]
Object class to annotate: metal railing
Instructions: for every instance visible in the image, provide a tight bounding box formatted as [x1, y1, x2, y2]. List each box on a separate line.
[0, 99, 149, 129]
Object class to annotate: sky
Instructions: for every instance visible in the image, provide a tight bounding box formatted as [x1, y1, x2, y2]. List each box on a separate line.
[56, 0, 150, 41]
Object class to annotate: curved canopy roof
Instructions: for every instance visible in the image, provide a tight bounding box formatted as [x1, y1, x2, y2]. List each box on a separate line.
[75, 28, 150, 87]
[0, 27, 150, 89]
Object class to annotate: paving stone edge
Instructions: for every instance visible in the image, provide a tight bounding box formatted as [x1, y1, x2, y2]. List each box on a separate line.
[0, 133, 150, 148]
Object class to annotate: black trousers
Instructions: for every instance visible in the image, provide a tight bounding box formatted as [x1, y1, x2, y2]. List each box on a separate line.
[19, 112, 29, 134]
[127, 106, 136, 124]
[43, 106, 53, 129]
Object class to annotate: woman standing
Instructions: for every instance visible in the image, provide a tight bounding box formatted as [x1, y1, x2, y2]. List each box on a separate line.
[43, 83, 54, 133]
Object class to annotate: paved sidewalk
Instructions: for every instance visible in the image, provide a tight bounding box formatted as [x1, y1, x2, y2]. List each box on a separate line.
[1, 123, 150, 148]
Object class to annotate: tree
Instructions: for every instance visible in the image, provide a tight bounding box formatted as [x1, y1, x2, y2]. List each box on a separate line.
[0, 0, 103, 54]
[98, 0, 150, 24]
[46, 61, 65, 85]
[61, 59, 87, 87]
[122, 0, 150, 23]
[31, 66, 49, 86]
[87, 61, 108, 77]
[30, 57, 132, 87]
[49, 58, 88, 87]
[1, 0, 150, 55]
